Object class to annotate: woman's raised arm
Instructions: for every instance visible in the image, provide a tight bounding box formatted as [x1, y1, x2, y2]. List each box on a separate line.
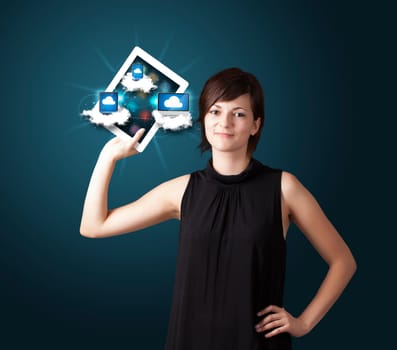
[80, 130, 189, 238]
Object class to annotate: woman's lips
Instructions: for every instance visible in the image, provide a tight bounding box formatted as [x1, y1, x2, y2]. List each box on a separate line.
[214, 132, 233, 137]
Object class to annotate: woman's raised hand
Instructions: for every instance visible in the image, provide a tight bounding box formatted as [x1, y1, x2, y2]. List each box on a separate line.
[101, 129, 145, 161]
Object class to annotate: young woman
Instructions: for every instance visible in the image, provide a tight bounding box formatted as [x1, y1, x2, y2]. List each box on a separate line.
[80, 68, 356, 349]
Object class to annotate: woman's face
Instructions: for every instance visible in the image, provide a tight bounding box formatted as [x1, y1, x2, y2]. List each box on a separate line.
[204, 93, 261, 154]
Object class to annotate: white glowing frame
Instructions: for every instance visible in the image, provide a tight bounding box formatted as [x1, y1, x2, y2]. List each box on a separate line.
[99, 46, 189, 152]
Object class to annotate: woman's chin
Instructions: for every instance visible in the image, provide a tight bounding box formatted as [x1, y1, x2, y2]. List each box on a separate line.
[210, 142, 247, 154]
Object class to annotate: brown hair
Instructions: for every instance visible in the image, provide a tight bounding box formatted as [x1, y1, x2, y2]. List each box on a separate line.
[198, 67, 265, 154]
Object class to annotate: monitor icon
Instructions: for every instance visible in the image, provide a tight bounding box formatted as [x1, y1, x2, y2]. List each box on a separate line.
[132, 63, 143, 80]
[99, 92, 118, 114]
[158, 93, 189, 111]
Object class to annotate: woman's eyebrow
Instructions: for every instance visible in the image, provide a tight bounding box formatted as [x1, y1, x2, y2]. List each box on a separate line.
[211, 105, 247, 111]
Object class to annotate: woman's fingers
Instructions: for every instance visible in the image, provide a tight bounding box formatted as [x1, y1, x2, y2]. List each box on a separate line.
[258, 318, 284, 332]
[255, 305, 290, 337]
[264, 324, 289, 338]
[103, 129, 146, 160]
[257, 304, 283, 317]
[132, 128, 145, 143]
[255, 305, 309, 338]
[123, 129, 145, 154]
[255, 309, 284, 331]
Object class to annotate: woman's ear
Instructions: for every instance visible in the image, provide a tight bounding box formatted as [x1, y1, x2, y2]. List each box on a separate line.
[251, 117, 261, 136]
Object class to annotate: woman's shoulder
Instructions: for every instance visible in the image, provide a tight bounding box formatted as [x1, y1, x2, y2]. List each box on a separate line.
[154, 174, 191, 218]
[253, 159, 301, 191]
[162, 173, 191, 191]
[280, 170, 307, 203]
[163, 162, 211, 191]
[253, 159, 284, 178]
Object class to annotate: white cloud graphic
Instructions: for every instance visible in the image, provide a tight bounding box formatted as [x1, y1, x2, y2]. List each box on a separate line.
[82, 105, 131, 126]
[133, 67, 142, 74]
[121, 73, 157, 93]
[164, 96, 183, 108]
[152, 110, 192, 131]
[102, 95, 116, 105]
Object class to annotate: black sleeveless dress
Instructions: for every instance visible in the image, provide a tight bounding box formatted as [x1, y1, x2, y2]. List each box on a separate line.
[164, 159, 291, 350]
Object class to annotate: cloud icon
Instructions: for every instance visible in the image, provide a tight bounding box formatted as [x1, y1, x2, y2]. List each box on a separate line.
[133, 67, 142, 74]
[82, 105, 131, 126]
[152, 110, 193, 131]
[164, 96, 183, 108]
[121, 73, 157, 93]
[102, 96, 116, 105]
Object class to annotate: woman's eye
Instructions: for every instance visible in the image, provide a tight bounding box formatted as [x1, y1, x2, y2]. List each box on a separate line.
[209, 110, 219, 115]
[234, 112, 245, 117]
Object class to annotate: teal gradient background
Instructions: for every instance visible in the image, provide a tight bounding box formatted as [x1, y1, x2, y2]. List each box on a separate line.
[0, 0, 367, 349]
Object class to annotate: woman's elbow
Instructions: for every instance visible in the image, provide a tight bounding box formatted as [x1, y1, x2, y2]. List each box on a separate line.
[340, 250, 357, 279]
[80, 225, 100, 238]
[330, 249, 357, 280]
[349, 253, 357, 277]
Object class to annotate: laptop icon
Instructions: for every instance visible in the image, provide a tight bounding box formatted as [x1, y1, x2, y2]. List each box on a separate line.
[157, 93, 189, 117]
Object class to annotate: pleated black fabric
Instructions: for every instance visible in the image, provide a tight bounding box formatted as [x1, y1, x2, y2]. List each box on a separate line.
[164, 159, 291, 350]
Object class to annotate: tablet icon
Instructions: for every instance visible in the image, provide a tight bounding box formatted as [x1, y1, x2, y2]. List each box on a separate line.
[99, 92, 118, 114]
[132, 63, 143, 80]
[83, 46, 189, 152]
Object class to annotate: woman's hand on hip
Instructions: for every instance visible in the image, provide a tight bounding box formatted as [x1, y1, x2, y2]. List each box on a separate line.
[255, 305, 310, 338]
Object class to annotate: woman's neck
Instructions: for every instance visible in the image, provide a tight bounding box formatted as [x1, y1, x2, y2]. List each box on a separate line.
[211, 149, 251, 175]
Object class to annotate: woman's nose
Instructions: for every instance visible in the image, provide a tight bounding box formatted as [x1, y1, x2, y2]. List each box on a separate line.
[219, 113, 233, 127]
